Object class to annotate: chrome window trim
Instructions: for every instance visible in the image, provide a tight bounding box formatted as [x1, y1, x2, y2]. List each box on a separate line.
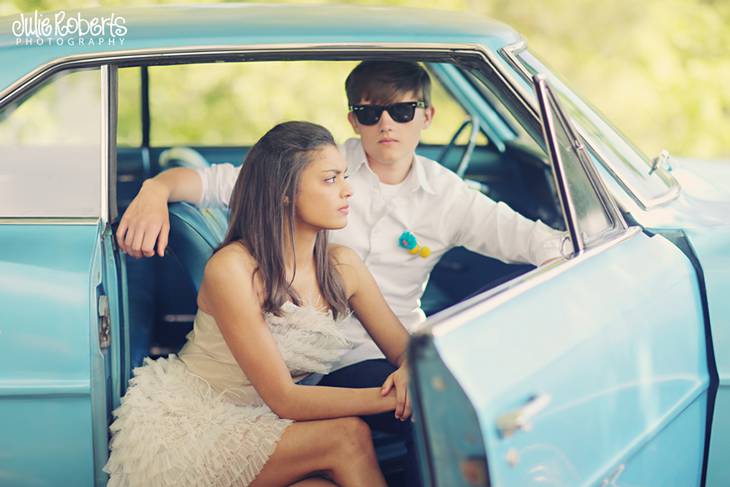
[0, 43, 480, 108]
[101, 65, 111, 226]
[417, 225, 643, 338]
[533, 75, 583, 254]
[534, 74, 628, 251]
[500, 41, 680, 211]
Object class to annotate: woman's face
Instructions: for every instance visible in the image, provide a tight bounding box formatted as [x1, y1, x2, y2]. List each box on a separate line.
[294, 145, 353, 230]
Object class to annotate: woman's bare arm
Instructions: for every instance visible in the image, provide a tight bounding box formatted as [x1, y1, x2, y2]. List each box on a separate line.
[331, 245, 412, 419]
[332, 246, 410, 366]
[199, 244, 396, 421]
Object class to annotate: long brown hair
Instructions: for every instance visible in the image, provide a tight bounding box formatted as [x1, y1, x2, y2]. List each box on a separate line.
[217, 121, 349, 319]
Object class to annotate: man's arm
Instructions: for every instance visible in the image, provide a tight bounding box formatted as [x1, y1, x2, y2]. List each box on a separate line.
[451, 182, 568, 266]
[116, 168, 202, 258]
[116, 162, 240, 258]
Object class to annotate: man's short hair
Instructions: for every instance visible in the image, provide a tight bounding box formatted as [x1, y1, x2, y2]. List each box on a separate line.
[345, 61, 432, 107]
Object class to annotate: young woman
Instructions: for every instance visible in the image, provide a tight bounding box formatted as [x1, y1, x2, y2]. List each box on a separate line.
[104, 121, 411, 487]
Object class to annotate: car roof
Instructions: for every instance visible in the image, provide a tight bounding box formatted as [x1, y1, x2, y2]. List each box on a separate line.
[0, 3, 522, 94]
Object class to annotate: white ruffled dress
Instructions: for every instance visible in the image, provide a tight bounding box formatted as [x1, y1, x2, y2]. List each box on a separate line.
[104, 302, 354, 487]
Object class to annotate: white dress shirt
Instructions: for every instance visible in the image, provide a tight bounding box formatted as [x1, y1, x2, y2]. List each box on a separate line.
[196, 138, 566, 369]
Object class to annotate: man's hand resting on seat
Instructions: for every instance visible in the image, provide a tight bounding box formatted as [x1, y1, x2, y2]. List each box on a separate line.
[116, 167, 203, 258]
[116, 179, 171, 258]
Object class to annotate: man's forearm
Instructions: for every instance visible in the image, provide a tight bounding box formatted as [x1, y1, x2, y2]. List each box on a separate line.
[145, 167, 203, 204]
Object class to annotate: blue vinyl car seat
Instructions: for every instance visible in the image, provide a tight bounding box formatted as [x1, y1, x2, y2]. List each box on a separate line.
[167, 202, 229, 291]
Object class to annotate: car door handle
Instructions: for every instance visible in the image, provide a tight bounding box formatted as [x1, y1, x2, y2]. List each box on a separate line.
[496, 393, 551, 439]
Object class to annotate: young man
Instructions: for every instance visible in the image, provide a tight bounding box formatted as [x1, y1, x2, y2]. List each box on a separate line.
[117, 61, 567, 485]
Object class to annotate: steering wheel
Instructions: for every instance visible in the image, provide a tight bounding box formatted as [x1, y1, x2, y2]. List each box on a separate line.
[158, 146, 211, 170]
[437, 115, 481, 178]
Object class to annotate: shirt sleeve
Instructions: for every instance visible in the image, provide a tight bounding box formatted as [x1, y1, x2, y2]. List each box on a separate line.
[450, 182, 569, 266]
[194, 163, 241, 208]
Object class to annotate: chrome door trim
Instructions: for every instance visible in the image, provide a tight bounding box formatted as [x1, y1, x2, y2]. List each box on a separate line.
[418, 225, 643, 338]
[0, 218, 99, 225]
[500, 41, 680, 211]
[0, 379, 90, 397]
[533, 74, 583, 254]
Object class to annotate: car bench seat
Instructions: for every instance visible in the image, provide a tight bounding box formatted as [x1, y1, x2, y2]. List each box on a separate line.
[167, 202, 229, 291]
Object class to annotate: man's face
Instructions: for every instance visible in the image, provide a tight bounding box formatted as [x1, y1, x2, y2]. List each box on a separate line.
[347, 90, 435, 169]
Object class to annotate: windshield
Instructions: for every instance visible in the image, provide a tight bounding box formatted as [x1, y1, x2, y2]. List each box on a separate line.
[507, 47, 677, 207]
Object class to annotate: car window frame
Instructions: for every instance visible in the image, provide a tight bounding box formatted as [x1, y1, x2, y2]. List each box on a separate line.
[533, 74, 626, 253]
[0, 65, 116, 222]
[0, 43, 628, 251]
[500, 41, 681, 211]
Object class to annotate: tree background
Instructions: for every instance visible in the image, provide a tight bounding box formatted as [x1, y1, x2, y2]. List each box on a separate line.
[3, 0, 729, 159]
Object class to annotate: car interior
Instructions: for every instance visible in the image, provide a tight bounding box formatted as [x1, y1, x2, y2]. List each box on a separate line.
[111, 57, 565, 481]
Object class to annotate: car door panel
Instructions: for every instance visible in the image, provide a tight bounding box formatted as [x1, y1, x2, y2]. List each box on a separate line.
[412, 230, 708, 486]
[0, 224, 103, 486]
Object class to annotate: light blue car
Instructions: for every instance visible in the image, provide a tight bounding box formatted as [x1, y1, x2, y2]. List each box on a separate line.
[1, 5, 729, 487]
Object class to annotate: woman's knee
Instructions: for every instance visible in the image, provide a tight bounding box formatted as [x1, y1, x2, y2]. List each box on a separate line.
[332, 417, 374, 456]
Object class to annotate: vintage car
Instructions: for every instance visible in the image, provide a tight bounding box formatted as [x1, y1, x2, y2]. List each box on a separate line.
[1, 4, 729, 486]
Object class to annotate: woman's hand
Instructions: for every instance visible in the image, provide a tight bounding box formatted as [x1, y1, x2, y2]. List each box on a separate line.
[381, 365, 411, 421]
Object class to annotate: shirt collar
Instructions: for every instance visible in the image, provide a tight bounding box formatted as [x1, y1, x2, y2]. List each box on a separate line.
[345, 138, 436, 195]
[410, 154, 436, 195]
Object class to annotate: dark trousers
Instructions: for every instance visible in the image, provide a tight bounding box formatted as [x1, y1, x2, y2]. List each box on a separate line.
[318, 359, 420, 487]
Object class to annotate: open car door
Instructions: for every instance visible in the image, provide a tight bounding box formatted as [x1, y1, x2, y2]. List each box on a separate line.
[0, 66, 126, 487]
[410, 76, 711, 486]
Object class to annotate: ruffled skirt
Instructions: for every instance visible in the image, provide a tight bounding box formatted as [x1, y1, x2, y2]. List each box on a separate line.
[104, 355, 292, 487]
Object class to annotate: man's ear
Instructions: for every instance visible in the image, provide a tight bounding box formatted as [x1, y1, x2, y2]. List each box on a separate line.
[347, 111, 361, 135]
[283, 195, 290, 205]
[422, 105, 435, 129]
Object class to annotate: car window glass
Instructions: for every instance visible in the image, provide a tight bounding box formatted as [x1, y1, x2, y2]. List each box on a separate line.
[0, 69, 101, 217]
[462, 69, 541, 154]
[512, 49, 675, 203]
[422, 69, 488, 146]
[548, 96, 614, 244]
[143, 61, 486, 147]
[464, 62, 616, 243]
[117, 67, 141, 147]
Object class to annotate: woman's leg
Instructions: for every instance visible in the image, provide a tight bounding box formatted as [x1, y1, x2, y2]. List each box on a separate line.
[289, 478, 336, 486]
[250, 416, 385, 487]
[318, 359, 420, 487]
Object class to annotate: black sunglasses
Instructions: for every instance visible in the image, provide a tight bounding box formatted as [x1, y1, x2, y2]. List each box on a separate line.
[349, 101, 427, 126]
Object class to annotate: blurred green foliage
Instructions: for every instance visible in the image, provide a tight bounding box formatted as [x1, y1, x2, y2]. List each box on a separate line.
[116, 62, 477, 148]
[4, 0, 729, 158]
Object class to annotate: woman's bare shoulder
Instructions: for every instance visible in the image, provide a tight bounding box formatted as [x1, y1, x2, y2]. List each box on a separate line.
[207, 242, 257, 275]
[199, 242, 261, 310]
[328, 244, 361, 266]
[327, 244, 362, 264]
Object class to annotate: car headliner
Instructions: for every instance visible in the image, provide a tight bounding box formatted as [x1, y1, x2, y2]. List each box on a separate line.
[0, 4, 522, 95]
